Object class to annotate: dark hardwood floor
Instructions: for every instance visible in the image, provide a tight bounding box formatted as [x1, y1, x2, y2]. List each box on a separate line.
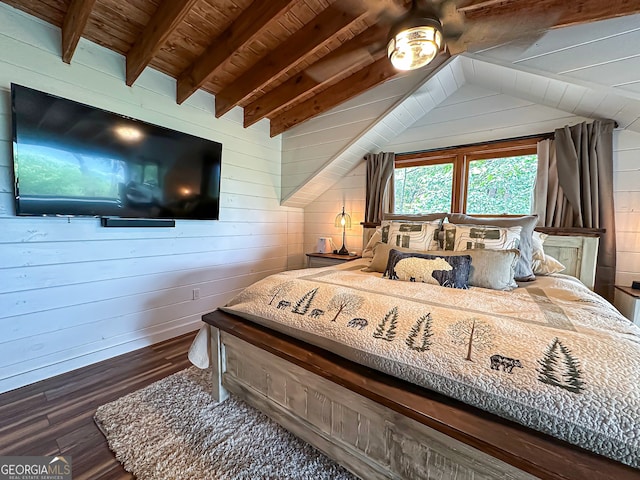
[0, 331, 197, 479]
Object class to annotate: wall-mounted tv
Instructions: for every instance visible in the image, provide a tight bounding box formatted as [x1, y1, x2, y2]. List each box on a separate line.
[11, 84, 222, 220]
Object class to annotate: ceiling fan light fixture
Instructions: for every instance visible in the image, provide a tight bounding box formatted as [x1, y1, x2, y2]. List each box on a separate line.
[387, 16, 443, 71]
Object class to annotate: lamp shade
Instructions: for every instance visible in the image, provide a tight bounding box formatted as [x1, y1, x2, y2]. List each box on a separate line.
[334, 207, 351, 255]
[334, 208, 352, 228]
[387, 11, 443, 71]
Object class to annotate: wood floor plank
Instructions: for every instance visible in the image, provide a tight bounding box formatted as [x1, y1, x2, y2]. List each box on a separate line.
[0, 330, 197, 478]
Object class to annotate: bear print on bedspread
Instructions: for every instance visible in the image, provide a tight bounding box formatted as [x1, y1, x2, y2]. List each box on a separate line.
[384, 249, 472, 289]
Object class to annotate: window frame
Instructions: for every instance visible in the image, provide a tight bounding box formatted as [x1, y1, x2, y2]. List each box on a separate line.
[394, 137, 540, 215]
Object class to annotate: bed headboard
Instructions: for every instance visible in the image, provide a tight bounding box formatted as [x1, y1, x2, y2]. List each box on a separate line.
[362, 220, 601, 290]
[535, 228, 600, 290]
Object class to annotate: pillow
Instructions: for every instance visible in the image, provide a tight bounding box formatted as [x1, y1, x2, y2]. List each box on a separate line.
[384, 250, 471, 289]
[362, 229, 381, 258]
[532, 231, 547, 261]
[382, 213, 448, 222]
[448, 214, 537, 282]
[533, 254, 566, 275]
[363, 242, 415, 273]
[429, 249, 519, 291]
[442, 223, 521, 251]
[366, 243, 519, 290]
[380, 220, 441, 250]
[531, 231, 565, 275]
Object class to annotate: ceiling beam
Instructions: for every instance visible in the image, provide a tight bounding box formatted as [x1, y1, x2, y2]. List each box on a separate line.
[269, 53, 450, 137]
[176, 0, 298, 105]
[61, 0, 97, 64]
[243, 26, 388, 128]
[125, 0, 200, 87]
[461, 0, 640, 28]
[269, 55, 450, 137]
[214, 3, 370, 119]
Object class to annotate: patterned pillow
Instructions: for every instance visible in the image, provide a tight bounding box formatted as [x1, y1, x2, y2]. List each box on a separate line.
[448, 214, 538, 281]
[442, 223, 521, 252]
[384, 249, 471, 289]
[380, 220, 441, 250]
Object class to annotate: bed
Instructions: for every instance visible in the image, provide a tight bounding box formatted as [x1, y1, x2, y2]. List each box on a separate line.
[195, 221, 640, 480]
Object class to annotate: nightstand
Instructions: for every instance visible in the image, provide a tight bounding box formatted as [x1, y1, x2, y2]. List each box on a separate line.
[614, 285, 640, 326]
[306, 252, 361, 268]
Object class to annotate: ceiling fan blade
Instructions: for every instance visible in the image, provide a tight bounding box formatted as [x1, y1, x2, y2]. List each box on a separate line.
[336, 0, 408, 25]
[446, 9, 561, 55]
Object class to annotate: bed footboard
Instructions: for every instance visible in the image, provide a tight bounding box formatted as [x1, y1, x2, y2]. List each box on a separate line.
[203, 310, 637, 480]
[217, 328, 534, 480]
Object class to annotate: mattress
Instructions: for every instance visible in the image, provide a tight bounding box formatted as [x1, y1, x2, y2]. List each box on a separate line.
[219, 260, 640, 468]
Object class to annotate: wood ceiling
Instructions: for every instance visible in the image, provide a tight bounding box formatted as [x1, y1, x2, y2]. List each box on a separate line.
[3, 0, 640, 137]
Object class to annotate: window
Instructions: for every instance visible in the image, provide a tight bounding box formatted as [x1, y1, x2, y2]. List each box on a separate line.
[394, 138, 539, 215]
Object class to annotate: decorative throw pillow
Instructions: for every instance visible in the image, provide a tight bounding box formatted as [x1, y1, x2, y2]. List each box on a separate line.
[380, 220, 441, 250]
[532, 231, 547, 261]
[366, 243, 518, 290]
[362, 242, 415, 273]
[448, 214, 538, 281]
[531, 231, 565, 275]
[442, 223, 522, 252]
[384, 249, 471, 289]
[428, 249, 520, 291]
[533, 254, 566, 275]
[362, 229, 381, 258]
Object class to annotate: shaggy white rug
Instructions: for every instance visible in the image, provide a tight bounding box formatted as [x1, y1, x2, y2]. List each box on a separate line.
[95, 367, 356, 480]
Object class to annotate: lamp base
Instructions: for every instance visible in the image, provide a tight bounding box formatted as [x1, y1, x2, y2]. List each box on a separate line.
[336, 245, 350, 255]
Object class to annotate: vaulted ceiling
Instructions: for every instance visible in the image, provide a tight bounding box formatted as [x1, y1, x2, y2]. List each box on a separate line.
[3, 0, 639, 137]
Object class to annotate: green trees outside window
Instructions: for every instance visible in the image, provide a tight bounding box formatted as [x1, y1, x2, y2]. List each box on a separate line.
[466, 155, 537, 215]
[394, 139, 539, 215]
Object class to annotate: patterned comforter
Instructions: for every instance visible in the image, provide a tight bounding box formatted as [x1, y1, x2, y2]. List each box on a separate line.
[221, 260, 640, 468]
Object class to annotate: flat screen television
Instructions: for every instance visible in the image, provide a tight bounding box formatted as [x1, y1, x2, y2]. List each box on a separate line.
[11, 84, 222, 220]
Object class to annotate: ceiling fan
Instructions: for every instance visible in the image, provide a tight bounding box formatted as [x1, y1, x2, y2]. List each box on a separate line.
[306, 0, 556, 81]
[371, 0, 559, 70]
[385, 0, 448, 70]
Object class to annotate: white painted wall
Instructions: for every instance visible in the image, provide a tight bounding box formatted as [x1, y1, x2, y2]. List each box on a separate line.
[384, 84, 591, 152]
[0, 5, 303, 393]
[281, 69, 435, 207]
[303, 162, 365, 257]
[614, 130, 640, 287]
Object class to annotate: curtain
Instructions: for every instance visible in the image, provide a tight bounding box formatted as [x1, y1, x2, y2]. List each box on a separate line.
[365, 152, 395, 223]
[534, 138, 572, 227]
[545, 120, 616, 300]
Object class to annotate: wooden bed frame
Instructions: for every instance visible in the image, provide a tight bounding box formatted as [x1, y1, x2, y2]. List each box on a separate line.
[201, 229, 637, 480]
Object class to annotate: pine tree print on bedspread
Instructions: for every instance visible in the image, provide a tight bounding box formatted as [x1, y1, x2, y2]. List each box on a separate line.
[537, 337, 585, 394]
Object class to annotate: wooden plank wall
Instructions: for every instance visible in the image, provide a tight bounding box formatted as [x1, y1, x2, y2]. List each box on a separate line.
[303, 162, 365, 256]
[280, 71, 432, 204]
[613, 131, 640, 287]
[0, 4, 304, 394]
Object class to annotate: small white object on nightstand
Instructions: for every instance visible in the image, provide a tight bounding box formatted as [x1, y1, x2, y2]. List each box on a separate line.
[614, 285, 640, 326]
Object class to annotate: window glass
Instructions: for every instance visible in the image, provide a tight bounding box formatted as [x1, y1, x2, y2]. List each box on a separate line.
[395, 163, 453, 214]
[466, 155, 537, 215]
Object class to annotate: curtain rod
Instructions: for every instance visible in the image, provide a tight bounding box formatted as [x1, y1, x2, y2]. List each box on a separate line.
[399, 132, 552, 156]
[398, 121, 619, 157]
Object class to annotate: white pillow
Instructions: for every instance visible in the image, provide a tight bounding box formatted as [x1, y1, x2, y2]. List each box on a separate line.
[531, 231, 566, 275]
[362, 229, 381, 258]
[533, 254, 566, 275]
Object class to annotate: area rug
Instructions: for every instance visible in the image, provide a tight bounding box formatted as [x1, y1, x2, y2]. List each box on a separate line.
[94, 367, 356, 480]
